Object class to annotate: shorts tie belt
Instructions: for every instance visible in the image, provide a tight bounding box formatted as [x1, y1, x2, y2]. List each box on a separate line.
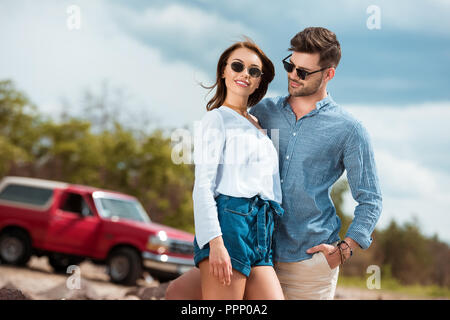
[251, 195, 284, 262]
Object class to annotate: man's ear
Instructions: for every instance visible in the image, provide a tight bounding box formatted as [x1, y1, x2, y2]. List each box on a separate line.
[326, 67, 336, 81]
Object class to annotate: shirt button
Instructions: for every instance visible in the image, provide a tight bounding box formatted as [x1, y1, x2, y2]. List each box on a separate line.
[293, 132, 296, 136]
[280, 179, 284, 183]
[286, 155, 290, 160]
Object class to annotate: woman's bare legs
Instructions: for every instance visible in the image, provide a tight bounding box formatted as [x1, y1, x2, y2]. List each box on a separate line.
[165, 268, 202, 300]
[243, 266, 285, 300]
[199, 259, 247, 300]
[165, 264, 285, 300]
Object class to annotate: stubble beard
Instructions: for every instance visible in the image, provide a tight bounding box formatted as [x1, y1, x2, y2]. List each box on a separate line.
[289, 74, 324, 97]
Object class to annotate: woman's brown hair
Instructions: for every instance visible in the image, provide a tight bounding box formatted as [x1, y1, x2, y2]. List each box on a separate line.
[203, 38, 275, 111]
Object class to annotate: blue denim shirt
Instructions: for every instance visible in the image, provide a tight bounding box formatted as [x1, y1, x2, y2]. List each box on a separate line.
[249, 94, 382, 263]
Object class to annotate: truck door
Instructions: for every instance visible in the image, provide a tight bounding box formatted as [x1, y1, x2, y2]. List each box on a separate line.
[46, 191, 101, 256]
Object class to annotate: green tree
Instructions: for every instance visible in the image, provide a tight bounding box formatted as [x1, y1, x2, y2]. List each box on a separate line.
[0, 80, 41, 176]
[378, 218, 434, 285]
[34, 118, 102, 184]
[134, 130, 194, 231]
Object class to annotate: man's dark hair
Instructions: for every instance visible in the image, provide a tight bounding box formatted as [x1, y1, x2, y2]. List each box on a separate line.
[289, 27, 341, 68]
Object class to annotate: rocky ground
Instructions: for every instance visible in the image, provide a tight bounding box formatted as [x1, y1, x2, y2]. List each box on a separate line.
[0, 256, 168, 300]
[0, 256, 440, 300]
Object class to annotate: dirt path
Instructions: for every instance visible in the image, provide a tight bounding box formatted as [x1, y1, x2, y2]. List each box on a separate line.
[0, 256, 167, 300]
[0, 256, 441, 300]
[334, 286, 434, 300]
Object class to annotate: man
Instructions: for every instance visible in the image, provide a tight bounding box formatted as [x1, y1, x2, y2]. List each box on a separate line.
[166, 27, 382, 300]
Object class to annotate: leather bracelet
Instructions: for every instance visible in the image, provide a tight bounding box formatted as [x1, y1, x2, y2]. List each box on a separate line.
[338, 245, 344, 265]
[337, 240, 353, 263]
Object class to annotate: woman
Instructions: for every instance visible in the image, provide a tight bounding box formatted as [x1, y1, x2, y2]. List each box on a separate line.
[192, 39, 284, 300]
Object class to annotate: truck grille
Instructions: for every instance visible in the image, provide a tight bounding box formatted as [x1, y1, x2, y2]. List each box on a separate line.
[169, 239, 194, 255]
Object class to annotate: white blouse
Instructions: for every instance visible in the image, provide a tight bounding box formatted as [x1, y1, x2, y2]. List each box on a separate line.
[193, 106, 282, 249]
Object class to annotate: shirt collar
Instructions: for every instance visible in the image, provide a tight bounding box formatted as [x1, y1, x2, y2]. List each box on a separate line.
[282, 92, 335, 110]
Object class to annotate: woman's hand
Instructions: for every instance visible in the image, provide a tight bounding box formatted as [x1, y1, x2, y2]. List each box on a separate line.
[209, 236, 233, 286]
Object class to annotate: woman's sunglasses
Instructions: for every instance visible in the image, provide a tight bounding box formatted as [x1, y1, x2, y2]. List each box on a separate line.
[282, 54, 329, 80]
[228, 61, 263, 78]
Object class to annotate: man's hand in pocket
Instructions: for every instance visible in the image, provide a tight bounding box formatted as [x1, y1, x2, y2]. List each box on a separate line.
[306, 243, 341, 269]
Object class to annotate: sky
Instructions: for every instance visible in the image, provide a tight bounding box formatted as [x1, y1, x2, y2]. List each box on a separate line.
[1, 0, 449, 242]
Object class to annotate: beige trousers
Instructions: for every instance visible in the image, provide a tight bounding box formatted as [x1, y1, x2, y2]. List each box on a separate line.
[274, 251, 339, 300]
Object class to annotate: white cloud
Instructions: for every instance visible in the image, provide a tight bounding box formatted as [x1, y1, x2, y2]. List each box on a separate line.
[378, 0, 450, 35]
[132, 4, 240, 38]
[0, 0, 213, 129]
[111, 3, 259, 69]
[0, 0, 269, 130]
[375, 151, 440, 198]
[279, 0, 450, 35]
[345, 102, 450, 171]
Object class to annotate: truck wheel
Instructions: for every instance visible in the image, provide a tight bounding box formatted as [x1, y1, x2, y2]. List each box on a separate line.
[0, 230, 32, 266]
[107, 248, 142, 286]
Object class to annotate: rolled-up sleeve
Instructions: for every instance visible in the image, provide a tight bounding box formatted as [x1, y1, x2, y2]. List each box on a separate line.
[343, 122, 382, 249]
[192, 110, 226, 249]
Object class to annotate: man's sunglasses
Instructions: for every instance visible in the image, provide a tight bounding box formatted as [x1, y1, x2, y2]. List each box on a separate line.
[282, 54, 329, 80]
[227, 61, 263, 78]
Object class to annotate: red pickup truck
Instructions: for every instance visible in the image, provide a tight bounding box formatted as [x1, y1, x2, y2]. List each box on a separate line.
[0, 176, 195, 285]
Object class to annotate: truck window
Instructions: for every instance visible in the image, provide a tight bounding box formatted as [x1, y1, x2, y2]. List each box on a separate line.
[0, 184, 53, 206]
[60, 192, 93, 217]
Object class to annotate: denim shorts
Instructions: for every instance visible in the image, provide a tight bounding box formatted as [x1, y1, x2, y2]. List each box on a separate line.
[193, 194, 284, 277]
